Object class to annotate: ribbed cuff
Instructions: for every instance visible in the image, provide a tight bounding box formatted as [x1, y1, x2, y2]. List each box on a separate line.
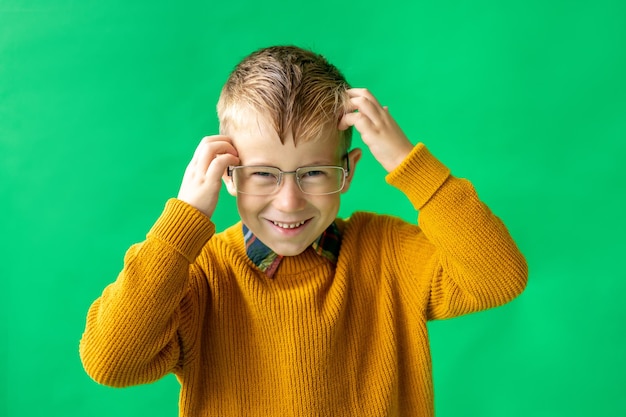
[147, 198, 216, 263]
[385, 143, 451, 210]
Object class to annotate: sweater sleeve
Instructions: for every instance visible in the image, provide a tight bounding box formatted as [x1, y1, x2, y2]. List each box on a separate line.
[386, 143, 528, 320]
[79, 199, 215, 387]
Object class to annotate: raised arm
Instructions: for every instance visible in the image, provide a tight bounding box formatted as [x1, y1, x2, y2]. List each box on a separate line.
[79, 136, 238, 386]
[388, 144, 528, 319]
[340, 89, 527, 319]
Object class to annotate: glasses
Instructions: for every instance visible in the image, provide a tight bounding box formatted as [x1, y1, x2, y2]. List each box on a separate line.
[227, 158, 350, 196]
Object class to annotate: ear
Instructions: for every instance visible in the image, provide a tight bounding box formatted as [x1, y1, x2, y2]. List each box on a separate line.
[222, 169, 238, 197]
[341, 148, 362, 194]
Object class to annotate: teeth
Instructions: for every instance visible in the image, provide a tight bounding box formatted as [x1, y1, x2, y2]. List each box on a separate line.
[272, 220, 306, 229]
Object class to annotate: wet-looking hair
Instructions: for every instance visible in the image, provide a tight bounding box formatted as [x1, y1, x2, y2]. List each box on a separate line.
[217, 45, 353, 153]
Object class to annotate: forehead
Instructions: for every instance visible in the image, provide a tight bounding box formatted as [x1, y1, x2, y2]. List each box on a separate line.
[228, 113, 343, 166]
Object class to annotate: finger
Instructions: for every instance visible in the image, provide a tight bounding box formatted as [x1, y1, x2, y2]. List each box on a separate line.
[346, 88, 382, 107]
[338, 113, 352, 131]
[338, 111, 376, 134]
[195, 141, 239, 173]
[348, 96, 386, 126]
[206, 153, 240, 179]
[192, 135, 237, 163]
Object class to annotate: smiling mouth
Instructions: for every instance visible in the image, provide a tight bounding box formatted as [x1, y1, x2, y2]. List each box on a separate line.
[271, 220, 308, 229]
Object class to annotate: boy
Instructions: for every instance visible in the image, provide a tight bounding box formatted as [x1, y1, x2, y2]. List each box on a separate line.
[80, 45, 527, 416]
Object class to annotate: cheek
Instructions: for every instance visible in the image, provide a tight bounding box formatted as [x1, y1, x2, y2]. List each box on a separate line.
[314, 195, 341, 217]
[235, 196, 265, 220]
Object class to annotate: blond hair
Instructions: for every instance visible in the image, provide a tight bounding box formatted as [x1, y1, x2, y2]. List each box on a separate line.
[217, 46, 353, 151]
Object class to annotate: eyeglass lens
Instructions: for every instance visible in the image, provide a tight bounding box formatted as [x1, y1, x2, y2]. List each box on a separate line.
[232, 166, 346, 195]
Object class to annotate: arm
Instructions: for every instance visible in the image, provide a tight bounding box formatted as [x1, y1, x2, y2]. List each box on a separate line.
[79, 136, 239, 386]
[340, 89, 527, 319]
[388, 145, 528, 319]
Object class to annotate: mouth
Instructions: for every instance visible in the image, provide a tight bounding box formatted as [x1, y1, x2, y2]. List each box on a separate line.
[270, 219, 309, 229]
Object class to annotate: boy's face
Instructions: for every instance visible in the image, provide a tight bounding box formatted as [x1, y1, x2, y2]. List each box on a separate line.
[223, 113, 361, 257]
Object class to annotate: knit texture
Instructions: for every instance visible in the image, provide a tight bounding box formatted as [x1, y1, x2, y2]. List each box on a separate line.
[80, 143, 528, 417]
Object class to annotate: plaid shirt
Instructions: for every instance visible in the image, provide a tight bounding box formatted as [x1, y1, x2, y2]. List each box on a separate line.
[243, 222, 341, 278]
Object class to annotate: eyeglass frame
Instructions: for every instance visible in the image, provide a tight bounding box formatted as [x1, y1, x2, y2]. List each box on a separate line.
[226, 155, 351, 196]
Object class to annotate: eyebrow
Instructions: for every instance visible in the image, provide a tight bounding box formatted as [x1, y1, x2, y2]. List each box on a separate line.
[237, 154, 348, 170]
[238, 163, 336, 170]
[239, 158, 339, 167]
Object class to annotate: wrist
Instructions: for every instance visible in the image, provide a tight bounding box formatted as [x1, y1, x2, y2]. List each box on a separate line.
[148, 199, 216, 262]
[385, 143, 451, 210]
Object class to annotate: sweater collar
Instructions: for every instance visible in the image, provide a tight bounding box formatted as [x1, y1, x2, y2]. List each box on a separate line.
[243, 222, 341, 278]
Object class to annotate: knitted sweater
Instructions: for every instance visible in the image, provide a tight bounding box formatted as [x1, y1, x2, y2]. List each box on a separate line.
[80, 144, 528, 416]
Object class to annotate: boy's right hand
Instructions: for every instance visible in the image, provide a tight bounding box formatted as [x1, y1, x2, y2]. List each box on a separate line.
[177, 135, 240, 218]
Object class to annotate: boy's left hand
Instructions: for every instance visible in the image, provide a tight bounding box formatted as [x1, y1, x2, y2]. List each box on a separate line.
[339, 88, 414, 173]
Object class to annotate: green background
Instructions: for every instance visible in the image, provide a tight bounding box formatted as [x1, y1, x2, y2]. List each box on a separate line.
[2, 0, 624, 416]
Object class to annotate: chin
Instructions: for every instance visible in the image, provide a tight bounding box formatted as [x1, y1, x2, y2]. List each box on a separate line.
[267, 241, 312, 257]
[272, 246, 308, 257]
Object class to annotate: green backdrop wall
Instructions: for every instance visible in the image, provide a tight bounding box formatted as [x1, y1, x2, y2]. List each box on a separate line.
[2, 0, 624, 416]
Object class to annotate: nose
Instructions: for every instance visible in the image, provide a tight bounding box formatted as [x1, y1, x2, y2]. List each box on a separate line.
[273, 173, 307, 211]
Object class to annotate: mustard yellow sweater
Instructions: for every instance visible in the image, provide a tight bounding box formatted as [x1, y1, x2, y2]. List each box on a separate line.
[80, 144, 527, 416]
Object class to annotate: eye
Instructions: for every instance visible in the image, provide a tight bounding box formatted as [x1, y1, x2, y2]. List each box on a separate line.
[300, 170, 326, 178]
[245, 168, 279, 183]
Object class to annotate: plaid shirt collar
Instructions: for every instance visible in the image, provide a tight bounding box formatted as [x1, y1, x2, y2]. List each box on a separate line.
[243, 222, 341, 278]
